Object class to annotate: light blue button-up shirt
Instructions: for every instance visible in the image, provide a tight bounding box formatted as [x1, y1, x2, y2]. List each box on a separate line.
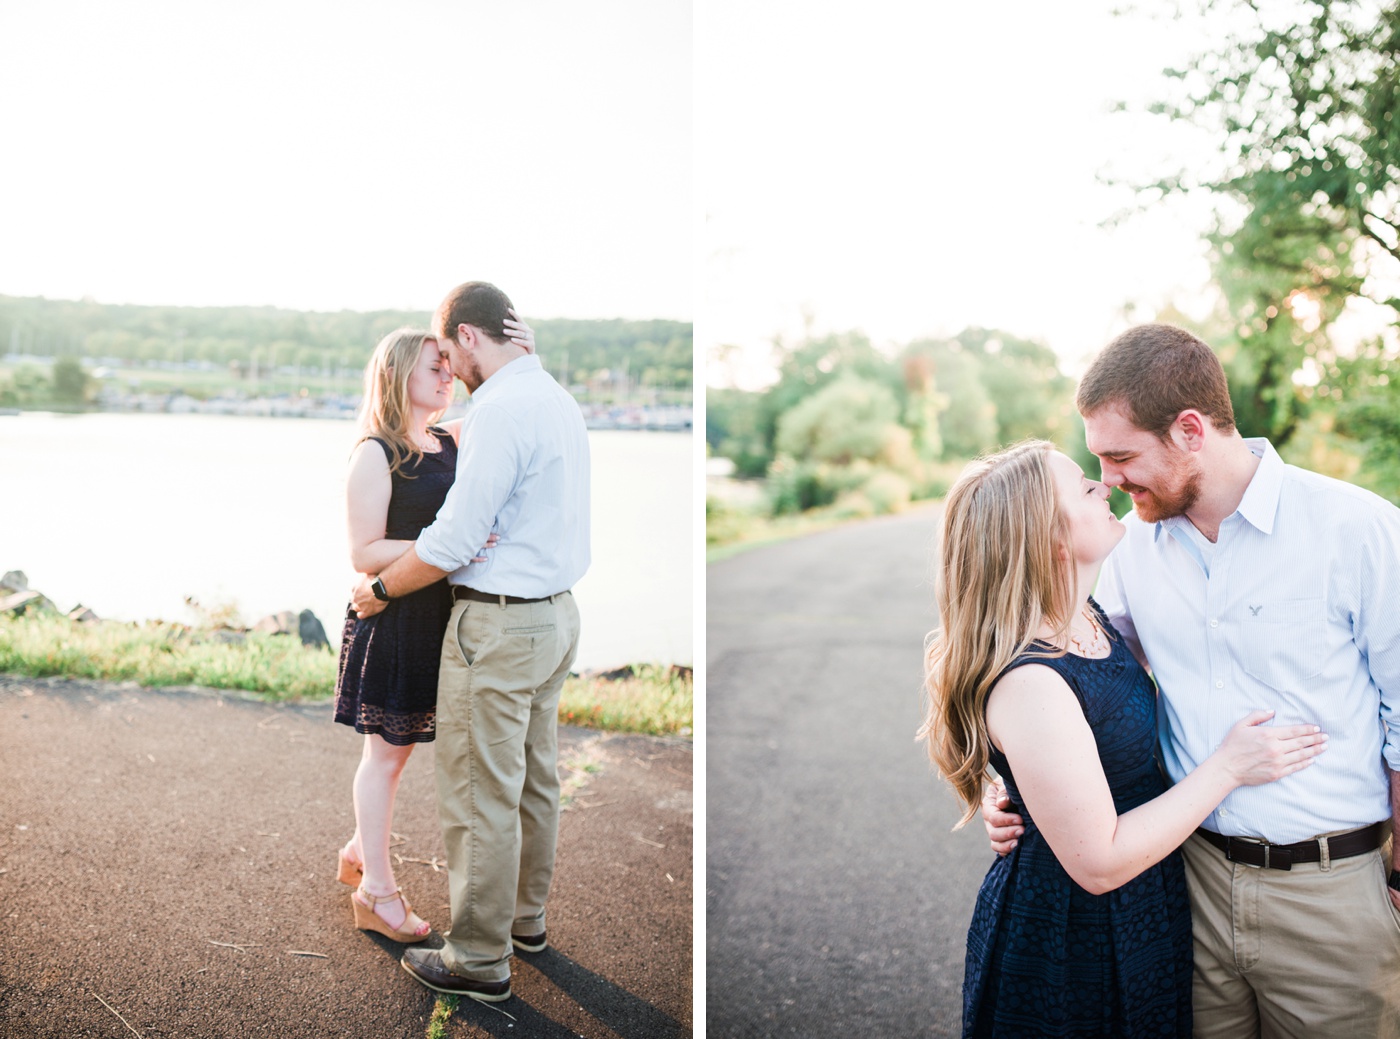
[1097, 439, 1400, 843]
[416, 354, 591, 598]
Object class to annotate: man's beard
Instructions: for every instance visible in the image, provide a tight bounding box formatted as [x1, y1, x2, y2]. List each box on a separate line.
[459, 354, 485, 393]
[1123, 455, 1203, 523]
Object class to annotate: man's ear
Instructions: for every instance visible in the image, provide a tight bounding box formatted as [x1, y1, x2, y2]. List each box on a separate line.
[1171, 409, 1208, 452]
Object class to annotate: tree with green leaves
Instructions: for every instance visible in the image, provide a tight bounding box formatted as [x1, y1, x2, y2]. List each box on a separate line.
[1133, 0, 1400, 496]
[51, 357, 91, 404]
[1146, 0, 1397, 313]
[773, 375, 906, 466]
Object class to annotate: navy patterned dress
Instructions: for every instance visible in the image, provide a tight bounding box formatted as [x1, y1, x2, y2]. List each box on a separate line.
[334, 429, 456, 745]
[962, 601, 1192, 1038]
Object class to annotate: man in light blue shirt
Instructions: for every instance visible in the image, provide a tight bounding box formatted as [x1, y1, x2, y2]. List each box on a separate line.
[352, 281, 589, 1003]
[985, 324, 1400, 1036]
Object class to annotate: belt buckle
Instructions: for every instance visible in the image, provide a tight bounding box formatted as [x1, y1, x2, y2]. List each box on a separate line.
[1225, 836, 1293, 871]
[1224, 836, 1262, 868]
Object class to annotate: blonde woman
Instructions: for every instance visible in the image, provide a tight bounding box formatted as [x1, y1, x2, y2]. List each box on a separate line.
[333, 319, 530, 942]
[921, 441, 1326, 1038]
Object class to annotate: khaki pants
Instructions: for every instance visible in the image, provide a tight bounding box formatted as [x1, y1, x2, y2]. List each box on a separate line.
[434, 592, 580, 983]
[1181, 830, 1400, 1039]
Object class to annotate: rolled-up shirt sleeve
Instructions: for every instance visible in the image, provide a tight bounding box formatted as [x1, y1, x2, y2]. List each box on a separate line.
[1356, 506, 1400, 772]
[416, 403, 525, 572]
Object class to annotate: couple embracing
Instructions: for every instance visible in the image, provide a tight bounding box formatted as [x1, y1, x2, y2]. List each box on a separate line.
[924, 325, 1400, 1038]
[330, 281, 589, 1003]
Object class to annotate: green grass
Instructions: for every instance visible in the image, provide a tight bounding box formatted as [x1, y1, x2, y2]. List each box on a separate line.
[0, 611, 693, 736]
[0, 611, 336, 699]
[426, 995, 459, 1039]
[557, 663, 693, 736]
[706, 492, 947, 564]
[706, 506, 856, 563]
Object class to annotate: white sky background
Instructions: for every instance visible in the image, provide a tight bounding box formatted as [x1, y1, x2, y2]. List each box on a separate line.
[0, 1, 691, 322]
[699, 1, 1233, 388]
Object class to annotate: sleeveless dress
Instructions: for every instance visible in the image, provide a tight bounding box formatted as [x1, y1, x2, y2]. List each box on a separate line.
[961, 601, 1192, 1038]
[333, 428, 456, 745]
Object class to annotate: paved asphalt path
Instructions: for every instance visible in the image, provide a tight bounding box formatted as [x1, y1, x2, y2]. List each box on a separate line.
[708, 504, 997, 1038]
[0, 675, 691, 1039]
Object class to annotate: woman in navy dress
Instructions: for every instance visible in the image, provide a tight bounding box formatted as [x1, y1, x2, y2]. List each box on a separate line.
[333, 320, 530, 943]
[919, 441, 1327, 1038]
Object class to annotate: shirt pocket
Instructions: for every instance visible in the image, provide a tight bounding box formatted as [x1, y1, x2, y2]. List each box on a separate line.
[1237, 598, 1328, 689]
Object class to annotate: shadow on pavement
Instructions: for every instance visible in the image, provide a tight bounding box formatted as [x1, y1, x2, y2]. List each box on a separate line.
[363, 936, 685, 1039]
[523, 949, 687, 1038]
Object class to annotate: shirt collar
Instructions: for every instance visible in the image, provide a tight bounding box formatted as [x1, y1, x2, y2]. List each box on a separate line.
[1150, 436, 1280, 542]
[470, 353, 541, 404]
[1234, 437, 1282, 535]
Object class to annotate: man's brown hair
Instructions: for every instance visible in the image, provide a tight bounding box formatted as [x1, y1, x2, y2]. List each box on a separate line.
[1076, 323, 1236, 438]
[436, 281, 514, 345]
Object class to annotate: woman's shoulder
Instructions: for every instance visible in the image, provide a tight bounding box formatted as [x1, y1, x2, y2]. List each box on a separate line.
[985, 657, 1084, 747]
[993, 655, 1069, 693]
[992, 646, 1093, 712]
[350, 435, 393, 466]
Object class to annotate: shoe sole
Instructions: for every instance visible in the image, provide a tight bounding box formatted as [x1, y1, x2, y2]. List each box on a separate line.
[511, 935, 547, 953]
[400, 959, 511, 1002]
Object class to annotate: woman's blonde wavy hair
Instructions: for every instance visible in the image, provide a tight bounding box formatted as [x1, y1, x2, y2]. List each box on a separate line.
[918, 440, 1078, 827]
[356, 327, 447, 476]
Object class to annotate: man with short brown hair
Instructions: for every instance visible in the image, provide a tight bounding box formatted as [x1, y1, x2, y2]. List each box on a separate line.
[352, 280, 590, 1003]
[985, 324, 1400, 1037]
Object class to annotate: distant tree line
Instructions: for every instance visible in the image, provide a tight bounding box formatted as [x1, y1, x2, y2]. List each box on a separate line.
[707, 328, 1081, 519]
[710, 0, 1400, 530]
[0, 295, 692, 392]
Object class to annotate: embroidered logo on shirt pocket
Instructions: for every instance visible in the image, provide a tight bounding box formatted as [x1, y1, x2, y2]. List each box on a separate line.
[1237, 598, 1327, 689]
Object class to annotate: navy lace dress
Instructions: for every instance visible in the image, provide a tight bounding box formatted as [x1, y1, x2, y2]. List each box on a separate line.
[962, 602, 1192, 1038]
[334, 429, 456, 745]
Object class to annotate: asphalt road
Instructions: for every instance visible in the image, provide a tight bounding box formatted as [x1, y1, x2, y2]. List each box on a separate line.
[0, 675, 691, 1039]
[707, 505, 996, 1038]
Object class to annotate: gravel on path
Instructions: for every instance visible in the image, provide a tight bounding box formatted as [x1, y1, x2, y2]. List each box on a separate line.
[0, 674, 691, 1039]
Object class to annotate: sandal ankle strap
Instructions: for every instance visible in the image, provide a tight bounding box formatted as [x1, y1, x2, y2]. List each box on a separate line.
[356, 885, 405, 907]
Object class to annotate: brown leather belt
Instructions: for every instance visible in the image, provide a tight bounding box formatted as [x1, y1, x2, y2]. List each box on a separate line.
[1195, 822, 1385, 871]
[452, 586, 553, 606]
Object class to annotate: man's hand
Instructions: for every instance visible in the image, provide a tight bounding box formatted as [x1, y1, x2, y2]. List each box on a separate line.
[351, 574, 388, 619]
[981, 780, 1025, 856]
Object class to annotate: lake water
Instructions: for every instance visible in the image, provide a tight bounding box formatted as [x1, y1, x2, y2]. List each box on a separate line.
[0, 413, 693, 669]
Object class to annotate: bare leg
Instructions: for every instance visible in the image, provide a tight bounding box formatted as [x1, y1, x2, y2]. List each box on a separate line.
[350, 733, 429, 936]
[339, 738, 372, 872]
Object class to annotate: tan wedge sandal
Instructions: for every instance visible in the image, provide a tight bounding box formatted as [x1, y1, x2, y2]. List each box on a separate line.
[351, 886, 431, 943]
[336, 847, 363, 886]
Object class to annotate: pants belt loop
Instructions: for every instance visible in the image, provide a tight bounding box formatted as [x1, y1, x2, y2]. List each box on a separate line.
[497, 594, 507, 608]
[1318, 835, 1331, 872]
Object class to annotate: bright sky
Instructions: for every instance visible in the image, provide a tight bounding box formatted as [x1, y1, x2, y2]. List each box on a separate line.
[0, 1, 691, 322]
[699, 1, 1230, 388]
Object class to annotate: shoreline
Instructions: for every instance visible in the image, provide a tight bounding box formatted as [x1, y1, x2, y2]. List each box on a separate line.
[0, 400, 695, 431]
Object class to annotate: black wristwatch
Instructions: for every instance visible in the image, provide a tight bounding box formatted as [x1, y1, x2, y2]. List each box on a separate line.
[371, 577, 390, 602]
[1388, 869, 1400, 893]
